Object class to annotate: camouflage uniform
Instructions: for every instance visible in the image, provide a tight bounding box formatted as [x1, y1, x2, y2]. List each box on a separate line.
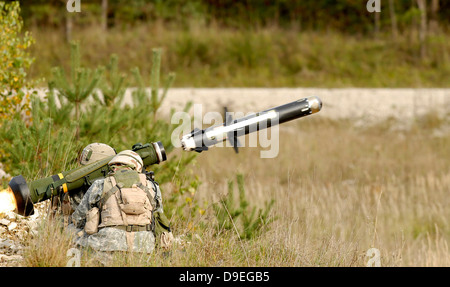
[50, 143, 116, 225]
[71, 176, 164, 253]
[71, 150, 170, 253]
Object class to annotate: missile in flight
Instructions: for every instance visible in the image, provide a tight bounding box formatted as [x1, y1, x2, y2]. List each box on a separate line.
[181, 96, 322, 153]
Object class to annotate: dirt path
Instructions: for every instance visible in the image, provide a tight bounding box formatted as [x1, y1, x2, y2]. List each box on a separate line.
[35, 88, 449, 121]
[158, 88, 450, 121]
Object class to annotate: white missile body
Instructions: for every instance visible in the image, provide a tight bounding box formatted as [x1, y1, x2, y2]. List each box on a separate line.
[181, 96, 322, 153]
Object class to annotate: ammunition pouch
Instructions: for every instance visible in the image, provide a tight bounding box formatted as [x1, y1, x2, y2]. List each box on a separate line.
[85, 207, 100, 235]
[153, 210, 173, 249]
[160, 231, 174, 250]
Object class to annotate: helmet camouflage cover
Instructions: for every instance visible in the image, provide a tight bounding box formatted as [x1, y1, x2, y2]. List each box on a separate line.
[80, 143, 116, 165]
[108, 150, 144, 172]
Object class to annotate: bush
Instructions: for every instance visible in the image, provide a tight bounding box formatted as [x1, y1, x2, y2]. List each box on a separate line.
[0, 1, 35, 121]
[214, 174, 276, 240]
[0, 42, 196, 197]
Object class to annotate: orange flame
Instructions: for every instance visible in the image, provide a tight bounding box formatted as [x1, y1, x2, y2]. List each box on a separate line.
[0, 187, 17, 213]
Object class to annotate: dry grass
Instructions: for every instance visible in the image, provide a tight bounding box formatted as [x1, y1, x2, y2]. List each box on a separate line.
[21, 218, 75, 267]
[180, 114, 450, 267]
[22, 113, 450, 266]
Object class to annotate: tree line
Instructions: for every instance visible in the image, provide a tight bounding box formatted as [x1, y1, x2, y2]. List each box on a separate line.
[17, 0, 448, 35]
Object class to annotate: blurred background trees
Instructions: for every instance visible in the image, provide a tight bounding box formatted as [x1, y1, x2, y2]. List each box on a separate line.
[12, 0, 448, 88]
[18, 0, 448, 33]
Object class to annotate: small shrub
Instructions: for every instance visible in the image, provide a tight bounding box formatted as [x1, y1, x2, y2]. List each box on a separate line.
[22, 218, 75, 267]
[214, 174, 276, 240]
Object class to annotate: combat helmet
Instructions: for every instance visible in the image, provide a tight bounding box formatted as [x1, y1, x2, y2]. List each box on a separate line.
[108, 150, 144, 172]
[80, 143, 116, 165]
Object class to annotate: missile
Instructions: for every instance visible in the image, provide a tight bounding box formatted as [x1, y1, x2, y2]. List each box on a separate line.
[181, 96, 322, 153]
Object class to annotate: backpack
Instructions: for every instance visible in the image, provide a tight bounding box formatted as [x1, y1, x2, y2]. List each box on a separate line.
[98, 168, 156, 229]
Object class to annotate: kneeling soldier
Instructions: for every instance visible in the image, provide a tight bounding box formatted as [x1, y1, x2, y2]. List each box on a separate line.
[72, 150, 173, 253]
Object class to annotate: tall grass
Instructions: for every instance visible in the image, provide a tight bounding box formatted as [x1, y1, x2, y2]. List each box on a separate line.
[185, 113, 450, 266]
[22, 112, 450, 266]
[22, 218, 74, 267]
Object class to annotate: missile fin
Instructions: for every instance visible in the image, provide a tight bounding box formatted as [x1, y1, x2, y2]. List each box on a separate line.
[224, 107, 233, 126]
[194, 146, 209, 153]
[224, 107, 240, 153]
[226, 131, 241, 153]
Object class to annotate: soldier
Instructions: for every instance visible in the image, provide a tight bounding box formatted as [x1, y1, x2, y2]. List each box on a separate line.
[50, 143, 117, 226]
[79, 143, 117, 166]
[71, 150, 173, 254]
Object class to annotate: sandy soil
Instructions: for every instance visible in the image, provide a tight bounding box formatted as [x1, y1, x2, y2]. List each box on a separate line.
[35, 88, 449, 122]
[158, 88, 450, 121]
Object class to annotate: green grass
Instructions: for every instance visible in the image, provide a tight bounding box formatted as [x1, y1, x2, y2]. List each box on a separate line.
[27, 23, 450, 88]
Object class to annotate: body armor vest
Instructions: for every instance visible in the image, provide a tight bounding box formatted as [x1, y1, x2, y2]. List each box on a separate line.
[98, 169, 155, 229]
